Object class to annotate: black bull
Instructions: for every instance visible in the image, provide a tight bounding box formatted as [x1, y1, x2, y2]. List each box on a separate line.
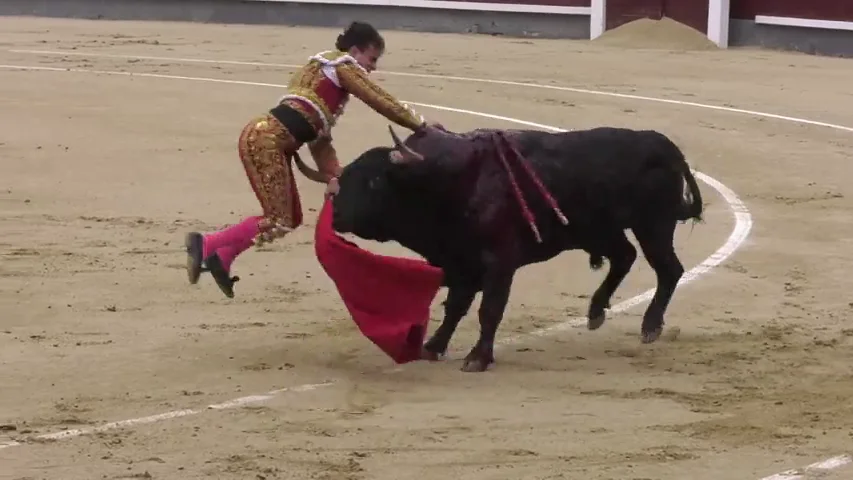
[296, 125, 703, 372]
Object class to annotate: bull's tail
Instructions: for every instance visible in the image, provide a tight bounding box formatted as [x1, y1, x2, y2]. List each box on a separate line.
[646, 132, 703, 225]
[677, 162, 703, 224]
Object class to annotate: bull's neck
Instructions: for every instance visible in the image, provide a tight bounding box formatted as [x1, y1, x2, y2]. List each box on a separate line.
[394, 195, 467, 268]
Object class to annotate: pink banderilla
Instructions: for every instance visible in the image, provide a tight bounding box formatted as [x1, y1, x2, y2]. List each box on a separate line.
[491, 132, 569, 243]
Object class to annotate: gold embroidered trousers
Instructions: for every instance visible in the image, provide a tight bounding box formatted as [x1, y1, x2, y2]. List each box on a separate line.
[237, 114, 303, 245]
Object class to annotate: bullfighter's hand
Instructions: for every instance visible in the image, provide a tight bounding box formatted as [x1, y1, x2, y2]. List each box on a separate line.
[325, 177, 340, 198]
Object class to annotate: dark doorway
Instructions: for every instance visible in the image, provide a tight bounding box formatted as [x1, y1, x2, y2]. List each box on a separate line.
[606, 0, 709, 33]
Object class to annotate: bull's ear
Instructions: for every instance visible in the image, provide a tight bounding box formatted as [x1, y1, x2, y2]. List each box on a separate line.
[389, 150, 407, 164]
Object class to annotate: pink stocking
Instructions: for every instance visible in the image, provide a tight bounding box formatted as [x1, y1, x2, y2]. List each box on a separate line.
[215, 237, 254, 272]
[202, 216, 262, 259]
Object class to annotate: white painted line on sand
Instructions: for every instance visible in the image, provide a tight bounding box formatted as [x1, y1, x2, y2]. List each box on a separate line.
[0, 58, 845, 479]
[759, 454, 853, 480]
[9, 48, 853, 134]
[0, 383, 333, 448]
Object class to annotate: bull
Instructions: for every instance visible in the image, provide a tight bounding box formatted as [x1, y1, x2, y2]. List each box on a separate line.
[302, 125, 703, 372]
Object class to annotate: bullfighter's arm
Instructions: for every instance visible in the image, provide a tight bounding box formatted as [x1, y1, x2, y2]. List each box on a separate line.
[308, 134, 343, 182]
[336, 63, 426, 131]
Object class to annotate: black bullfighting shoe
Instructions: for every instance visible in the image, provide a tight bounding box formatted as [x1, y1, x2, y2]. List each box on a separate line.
[185, 231, 205, 285]
[203, 253, 240, 299]
[184, 231, 240, 298]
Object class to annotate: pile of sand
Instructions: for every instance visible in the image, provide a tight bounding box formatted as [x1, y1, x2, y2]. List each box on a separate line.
[593, 17, 719, 51]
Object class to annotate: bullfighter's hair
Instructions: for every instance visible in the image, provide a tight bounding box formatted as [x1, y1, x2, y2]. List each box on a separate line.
[336, 21, 385, 53]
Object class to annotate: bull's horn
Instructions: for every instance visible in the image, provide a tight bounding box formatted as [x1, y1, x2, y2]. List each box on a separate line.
[387, 125, 424, 162]
[292, 151, 329, 184]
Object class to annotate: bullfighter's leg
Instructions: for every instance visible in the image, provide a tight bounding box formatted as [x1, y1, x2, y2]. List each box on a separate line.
[185, 115, 302, 298]
[462, 270, 516, 373]
[422, 282, 478, 360]
[631, 219, 684, 343]
[587, 231, 638, 330]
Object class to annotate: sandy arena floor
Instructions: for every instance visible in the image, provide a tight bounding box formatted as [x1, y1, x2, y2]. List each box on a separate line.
[1, 16, 853, 480]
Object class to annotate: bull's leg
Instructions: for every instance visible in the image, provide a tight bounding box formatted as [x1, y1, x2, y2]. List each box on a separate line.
[422, 283, 478, 361]
[462, 270, 515, 373]
[587, 231, 638, 330]
[632, 220, 684, 343]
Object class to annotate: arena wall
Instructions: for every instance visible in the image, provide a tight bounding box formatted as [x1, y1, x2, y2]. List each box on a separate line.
[1, 0, 852, 57]
[731, 0, 853, 22]
[728, 0, 853, 57]
[0, 0, 591, 39]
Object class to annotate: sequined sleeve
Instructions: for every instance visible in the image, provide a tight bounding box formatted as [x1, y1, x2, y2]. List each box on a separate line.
[308, 134, 342, 181]
[336, 63, 425, 131]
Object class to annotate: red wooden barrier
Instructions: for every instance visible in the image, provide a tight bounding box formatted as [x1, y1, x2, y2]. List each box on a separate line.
[439, 0, 589, 7]
[731, 0, 853, 22]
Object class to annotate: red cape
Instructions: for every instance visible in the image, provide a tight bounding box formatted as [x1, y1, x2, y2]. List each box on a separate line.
[314, 198, 444, 364]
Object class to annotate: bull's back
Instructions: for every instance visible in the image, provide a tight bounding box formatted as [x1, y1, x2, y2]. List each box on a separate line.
[513, 127, 687, 223]
[518, 127, 677, 170]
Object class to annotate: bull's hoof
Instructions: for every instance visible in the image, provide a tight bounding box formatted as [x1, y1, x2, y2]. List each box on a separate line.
[587, 311, 606, 330]
[461, 358, 491, 372]
[586, 300, 611, 330]
[461, 351, 494, 372]
[420, 347, 445, 361]
[589, 254, 605, 270]
[641, 327, 663, 344]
